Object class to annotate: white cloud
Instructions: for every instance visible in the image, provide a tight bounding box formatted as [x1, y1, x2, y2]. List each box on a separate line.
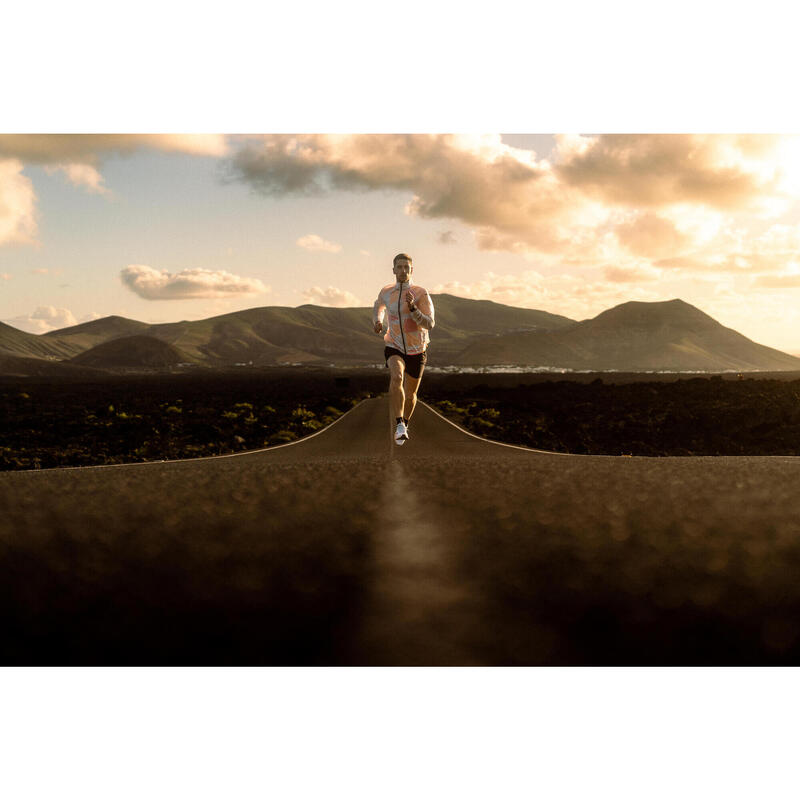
[654, 222, 800, 275]
[4, 305, 77, 334]
[120, 264, 269, 300]
[0, 136, 229, 239]
[230, 134, 800, 278]
[146, 135, 230, 158]
[33, 305, 77, 326]
[301, 286, 361, 307]
[553, 134, 784, 213]
[233, 135, 580, 257]
[603, 264, 661, 283]
[44, 163, 108, 194]
[612, 212, 690, 258]
[752, 275, 800, 288]
[296, 233, 342, 253]
[0, 159, 37, 246]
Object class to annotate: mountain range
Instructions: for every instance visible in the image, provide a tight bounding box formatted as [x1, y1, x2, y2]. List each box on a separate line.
[1, 295, 798, 375]
[452, 299, 800, 371]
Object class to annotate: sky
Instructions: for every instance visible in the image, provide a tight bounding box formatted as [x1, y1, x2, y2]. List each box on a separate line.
[3, 133, 800, 353]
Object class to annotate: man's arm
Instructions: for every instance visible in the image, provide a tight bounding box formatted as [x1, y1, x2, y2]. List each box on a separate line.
[373, 291, 386, 333]
[408, 289, 435, 330]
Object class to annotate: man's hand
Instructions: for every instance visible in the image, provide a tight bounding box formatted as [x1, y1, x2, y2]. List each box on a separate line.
[373, 320, 383, 334]
[405, 289, 416, 309]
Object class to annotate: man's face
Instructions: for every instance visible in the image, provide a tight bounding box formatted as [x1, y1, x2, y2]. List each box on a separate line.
[393, 258, 412, 282]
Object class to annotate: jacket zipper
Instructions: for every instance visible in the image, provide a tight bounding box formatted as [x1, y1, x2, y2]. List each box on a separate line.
[397, 281, 407, 354]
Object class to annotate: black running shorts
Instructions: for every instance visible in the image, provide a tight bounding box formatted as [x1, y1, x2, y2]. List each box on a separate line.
[384, 346, 428, 379]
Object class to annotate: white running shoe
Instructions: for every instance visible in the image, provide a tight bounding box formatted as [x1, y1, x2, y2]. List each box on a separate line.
[394, 421, 409, 445]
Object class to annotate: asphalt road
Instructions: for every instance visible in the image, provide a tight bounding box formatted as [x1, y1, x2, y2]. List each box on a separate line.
[2, 395, 800, 665]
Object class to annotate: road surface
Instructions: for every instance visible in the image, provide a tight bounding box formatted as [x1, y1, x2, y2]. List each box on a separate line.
[2, 395, 800, 665]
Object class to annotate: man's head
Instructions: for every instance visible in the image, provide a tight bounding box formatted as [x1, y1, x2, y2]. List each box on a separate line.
[392, 253, 413, 283]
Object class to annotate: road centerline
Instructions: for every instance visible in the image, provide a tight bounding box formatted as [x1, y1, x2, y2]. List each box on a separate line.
[350, 458, 487, 665]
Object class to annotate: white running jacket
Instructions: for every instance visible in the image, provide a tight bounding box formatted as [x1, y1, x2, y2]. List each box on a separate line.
[373, 281, 435, 355]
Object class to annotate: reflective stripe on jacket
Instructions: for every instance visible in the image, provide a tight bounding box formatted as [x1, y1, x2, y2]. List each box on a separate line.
[372, 282, 435, 355]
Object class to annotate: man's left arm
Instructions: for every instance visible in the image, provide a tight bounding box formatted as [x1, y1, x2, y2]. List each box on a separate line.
[409, 289, 435, 330]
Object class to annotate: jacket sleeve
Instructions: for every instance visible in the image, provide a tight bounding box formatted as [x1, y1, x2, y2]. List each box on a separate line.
[373, 290, 386, 326]
[410, 290, 435, 330]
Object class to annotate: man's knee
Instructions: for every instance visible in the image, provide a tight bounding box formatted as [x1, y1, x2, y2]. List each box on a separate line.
[389, 369, 404, 389]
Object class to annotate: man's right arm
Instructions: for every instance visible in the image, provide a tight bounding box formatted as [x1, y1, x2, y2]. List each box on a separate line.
[373, 290, 386, 333]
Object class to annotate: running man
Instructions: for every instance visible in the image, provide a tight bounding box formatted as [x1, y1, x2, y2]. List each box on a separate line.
[373, 253, 435, 445]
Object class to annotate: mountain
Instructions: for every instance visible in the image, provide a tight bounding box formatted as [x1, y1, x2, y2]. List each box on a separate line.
[424, 294, 575, 361]
[144, 305, 376, 365]
[70, 335, 193, 369]
[0, 353, 107, 378]
[454, 299, 800, 371]
[0, 321, 77, 360]
[0, 316, 151, 363]
[4, 296, 800, 373]
[45, 315, 149, 353]
[36, 296, 576, 368]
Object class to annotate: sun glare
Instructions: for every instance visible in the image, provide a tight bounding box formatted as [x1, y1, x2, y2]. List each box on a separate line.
[774, 136, 800, 196]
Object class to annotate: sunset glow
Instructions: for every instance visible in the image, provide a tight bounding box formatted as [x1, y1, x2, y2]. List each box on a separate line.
[2, 134, 800, 352]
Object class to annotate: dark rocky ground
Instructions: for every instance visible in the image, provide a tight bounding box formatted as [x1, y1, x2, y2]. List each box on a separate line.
[424, 374, 800, 456]
[0, 368, 383, 470]
[5, 367, 800, 469]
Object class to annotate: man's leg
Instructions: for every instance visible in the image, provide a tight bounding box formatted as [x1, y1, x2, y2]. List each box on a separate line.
[402, 352, 426, 422]
[403, 373, 422, 422]
[387, 355, 405, 421]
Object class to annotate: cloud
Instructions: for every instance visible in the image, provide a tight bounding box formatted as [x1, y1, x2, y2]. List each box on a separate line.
[228, 134, 800, 273]
[301, 286, 361, 307]
[4, 305, 77, 334]
[654, 222, 800, 275]
[231, 135, 579, 255]
[0, 137, 229, 230]
[752, 274, 800, 288]
[120, 264, 269, 300]
[44, 163, 108, 194]
[0, 134, 229, 164]
[296, 233, 342, 253]
[554, 134, 782, 212]
[431, 269, 663, 321]
[603, 264, 661, 283]
[33, 305, 77, 327]
[223, 136, 572, 250]
[438, 230, 457, 245]
[613, 212, 690, 258]
[654, 255, 719, 271]
[0, 159, 37, 246]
